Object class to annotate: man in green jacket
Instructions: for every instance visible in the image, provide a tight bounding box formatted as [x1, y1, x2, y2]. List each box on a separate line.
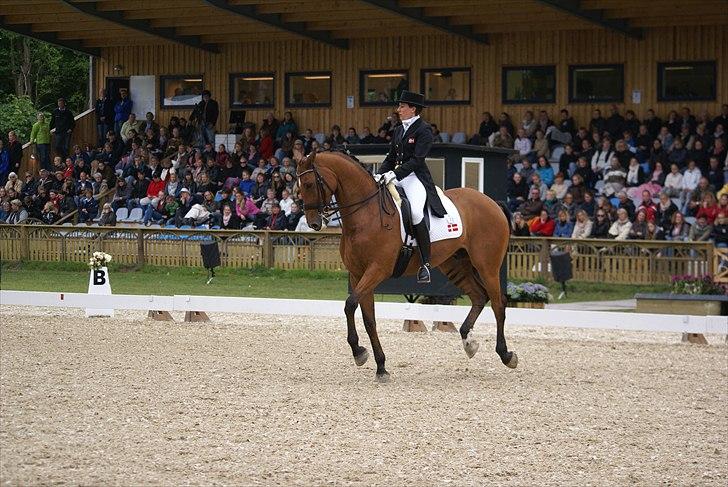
[30, 113, 52, 171]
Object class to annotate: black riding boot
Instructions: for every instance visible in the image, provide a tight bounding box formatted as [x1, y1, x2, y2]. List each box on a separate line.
[413, 221, 432, 283]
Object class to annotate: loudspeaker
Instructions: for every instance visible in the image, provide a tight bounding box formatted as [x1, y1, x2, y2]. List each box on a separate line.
[550, 251, 573, 283]
[200, 241, 221, 269]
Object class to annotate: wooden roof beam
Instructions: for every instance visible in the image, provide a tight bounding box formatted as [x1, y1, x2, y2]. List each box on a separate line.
[58, 0, 220, 53]
[0, 16, 101, 56]
[357, 0, 489, 45]
[201, 0, 348, 50]
[532, 0, 643, 39]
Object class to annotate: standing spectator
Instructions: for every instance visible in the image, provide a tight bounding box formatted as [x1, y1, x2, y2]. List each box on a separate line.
[30, 114, 52, 171]
[190, 90, 219, 147]
[94, 89, 114, 148]
[7, 131, 23, 178]
[50, 98, 75, 159]
[0, 139, 9, 187]
[114, 88, 132, 135]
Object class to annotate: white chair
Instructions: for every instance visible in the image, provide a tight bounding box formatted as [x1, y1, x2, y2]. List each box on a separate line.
[314, 133, 326, 144]
[126, 207, 143, 223]
[451, 132, 466, 144]
[439, 132, 450, 143]
[594, 180, 605, 193]
[115, 207, 128, 221]
[550, 145, 564, 163]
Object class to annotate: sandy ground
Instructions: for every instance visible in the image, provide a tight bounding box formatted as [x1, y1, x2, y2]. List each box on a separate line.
[0, 305, 726, 486]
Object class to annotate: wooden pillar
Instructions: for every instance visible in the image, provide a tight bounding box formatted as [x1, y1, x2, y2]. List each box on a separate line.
[147, 310, 174, 321]
[184, 311, 210, 322]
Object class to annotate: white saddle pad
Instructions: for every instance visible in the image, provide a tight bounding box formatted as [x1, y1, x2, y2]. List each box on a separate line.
[389, 185, 463, 246]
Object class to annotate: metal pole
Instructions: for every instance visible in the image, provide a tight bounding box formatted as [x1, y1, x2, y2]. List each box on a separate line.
[88, 55, 94, 110]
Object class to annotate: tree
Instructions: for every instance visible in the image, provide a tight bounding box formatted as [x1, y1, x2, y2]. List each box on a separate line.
[0, 30, 89, 141]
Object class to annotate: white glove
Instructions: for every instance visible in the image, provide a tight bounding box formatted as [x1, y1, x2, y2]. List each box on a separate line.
[373, 173, 383, 183]
[383, 171, 397, 184]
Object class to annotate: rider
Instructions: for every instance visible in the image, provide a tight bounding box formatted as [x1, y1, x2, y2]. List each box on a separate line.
[374, 90, 447, 284]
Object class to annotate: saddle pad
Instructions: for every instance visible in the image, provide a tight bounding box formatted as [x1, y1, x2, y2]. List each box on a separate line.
[389, 184, 463, 246]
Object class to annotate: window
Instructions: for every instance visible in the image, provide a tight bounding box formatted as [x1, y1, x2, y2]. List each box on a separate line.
[159, 75, 203, 108]
[658, 62, 716, 101]
[461, 157, 483, 193]
[360, 70, 408, 107]
[421, 68, 471, 105]
[229, 72, 275, 108]
[502, 66, 556, 104]
[285, 72, 332, 108]
[569, 64, 624, 103]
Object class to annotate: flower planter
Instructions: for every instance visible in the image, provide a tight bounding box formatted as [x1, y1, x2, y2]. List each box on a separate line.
[507, 302, 546, 309]
[634, 293, 728, 344]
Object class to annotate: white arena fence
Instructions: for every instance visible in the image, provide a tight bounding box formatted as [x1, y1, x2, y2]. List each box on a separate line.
[1, 291, 726, 336]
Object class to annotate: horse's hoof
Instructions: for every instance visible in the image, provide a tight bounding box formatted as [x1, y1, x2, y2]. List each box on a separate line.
[375, 371, 391, 383]
[463, 339, 480, 359]
[505, 351, 518, 369]
[354, 348, 369, 367]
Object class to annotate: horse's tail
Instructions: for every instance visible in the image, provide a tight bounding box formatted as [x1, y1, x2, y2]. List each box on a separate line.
[497, 200, 513, 234]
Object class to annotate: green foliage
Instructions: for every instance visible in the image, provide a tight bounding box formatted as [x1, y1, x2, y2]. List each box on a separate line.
[0, 94, 39, 141]
[671, 274, 728, 296]
[0, 31, 89, 141]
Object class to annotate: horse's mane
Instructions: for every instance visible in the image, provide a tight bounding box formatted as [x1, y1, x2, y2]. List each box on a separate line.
[321, 148, 374, 178]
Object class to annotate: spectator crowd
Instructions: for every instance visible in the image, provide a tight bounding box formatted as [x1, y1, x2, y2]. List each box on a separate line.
[0, 87, 726, 254]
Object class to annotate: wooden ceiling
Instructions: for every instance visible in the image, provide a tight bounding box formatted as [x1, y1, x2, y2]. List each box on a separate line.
[1, 0, 726, 56]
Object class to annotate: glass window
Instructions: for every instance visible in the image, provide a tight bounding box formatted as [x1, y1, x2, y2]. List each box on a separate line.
[229, 73, 275, 108]
[658, 62, 716, 101]
[569, 64, 624, 103]
[285, 72, 332, 108]
[421, 68, 471, 105]
[159, 75, 203, 108]
[502, 66, 556, 104]
[360, 70, 409, 107]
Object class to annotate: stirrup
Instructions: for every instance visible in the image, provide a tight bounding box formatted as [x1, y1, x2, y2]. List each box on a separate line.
[417, 263, 431, 284]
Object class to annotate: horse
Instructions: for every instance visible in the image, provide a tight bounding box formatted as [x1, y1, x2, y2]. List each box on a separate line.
[297, 151, 516, 382]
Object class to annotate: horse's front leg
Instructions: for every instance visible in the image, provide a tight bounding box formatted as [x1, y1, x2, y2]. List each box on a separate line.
[345, 265, 389, 382]
[346, 273, 369, 367]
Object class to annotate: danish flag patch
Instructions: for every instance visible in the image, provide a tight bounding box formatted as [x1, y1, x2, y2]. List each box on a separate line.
[408, 137, 415, 143]
[447, 223, 459, 232]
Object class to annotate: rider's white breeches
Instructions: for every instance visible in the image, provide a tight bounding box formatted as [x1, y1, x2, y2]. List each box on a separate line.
[396, 172, 427, 224]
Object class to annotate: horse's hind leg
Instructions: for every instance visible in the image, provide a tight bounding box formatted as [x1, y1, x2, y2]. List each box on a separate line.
[439, 253, 488, 358]
[471, 261, 517, 369]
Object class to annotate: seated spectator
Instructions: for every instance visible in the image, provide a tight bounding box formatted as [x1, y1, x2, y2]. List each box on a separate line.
[536, 156, 554, 187]
[571, 210, 593, 239]
[613, 139, 633, 169]
[120, 113, 144, 143]
[529, 210, 555, 236]
[627, 161, 665, 201]
[705, 156, 724, 189]
[345, 127, 361, 145]
[5, 199, 28, 224]
[174, 189, 195, 227]
[625, 157, 645, 189]
[558, 144, 578, 177]
[328, 125, 345, 147]
[0, 201, 10, 222]
[279, 157, 296, 179]
[279, 189, 294, 215]
[655, 191, 678, 230]
[591, 210, 611, 238]
[530, 173, 548, 200]
[574, 156, 596, 189]
[41, 201, 58, 225]
[517, 187, 543, 221]
[58, 190, 76, 220]
[665, 211, 690, 241]
[615, 191, 636, 220]
[591, 138, 614, 177]
[688, 214, 712, 241]
[276, 111, 297, 140]
[220, 203, 241, 229]
[578, 191, 596, 217]
[658, 126, 674, 151]
[4, 172, 23, 193]
[567, 173, 586, 204]
[695, 192, 719, 224]
[662, 163, 683, 198]
[476, 112, 498, 145]
[553, 210, 574, 237]
[681, 159, 702, 208]
[507, 173, 528, 211]
[491, 126, 513, 149]
[550, 172, 570, 200]
[265, 203, 288, 230]
[519, 158, 535, 182]
[359, 127, 375, 144]
[602, 157, 626, 197]
[233, 189, 259, 224]
[543, 190, 559, 218]
[608, 208, 632, 240]
[98, 203, 117, 226]
[513, 129, 532, 161]
[286, 202, 304, 230]
[533, 130, 549, 160]
[77, 188, 99, 223]
[258, 128, 274, 160]
[711, 212, 728, 248]
[636, 190, 657, 221]
[512, 212, 530, 236]
[645, 221, 664, 240]
[628, 210, 649, 240]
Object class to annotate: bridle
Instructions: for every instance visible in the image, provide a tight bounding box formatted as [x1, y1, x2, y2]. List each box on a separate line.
[297, 162, 394, 225]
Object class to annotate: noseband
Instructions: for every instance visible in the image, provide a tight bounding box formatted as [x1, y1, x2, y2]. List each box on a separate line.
[297, 163, 392, 223]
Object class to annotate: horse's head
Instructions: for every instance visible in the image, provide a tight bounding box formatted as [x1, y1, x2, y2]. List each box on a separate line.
[297, 152, 338, 231]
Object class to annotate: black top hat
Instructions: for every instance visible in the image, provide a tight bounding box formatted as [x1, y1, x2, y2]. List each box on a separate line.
[398, 90, 426, 108]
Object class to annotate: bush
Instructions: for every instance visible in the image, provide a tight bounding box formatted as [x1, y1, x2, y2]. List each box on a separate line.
[670, 274, 728, 296]
[0, 94, 38, 142]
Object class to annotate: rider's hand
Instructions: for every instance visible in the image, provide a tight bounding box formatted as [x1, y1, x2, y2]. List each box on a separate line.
[373, 173, 383, 183]
[383, 171, 397, 184]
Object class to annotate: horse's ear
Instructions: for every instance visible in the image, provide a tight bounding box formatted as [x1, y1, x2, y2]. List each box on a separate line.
[305, 151, 316, 166]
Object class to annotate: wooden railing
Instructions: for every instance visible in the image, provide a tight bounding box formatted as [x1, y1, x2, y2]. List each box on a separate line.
[1, 224, 722, 284]
[20, 108, 97, 176]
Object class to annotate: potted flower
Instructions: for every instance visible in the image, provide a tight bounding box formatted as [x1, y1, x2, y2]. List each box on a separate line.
[635, 274, 728, 344]
[506, 282, 551, 309]
[88, 251, 112, 270]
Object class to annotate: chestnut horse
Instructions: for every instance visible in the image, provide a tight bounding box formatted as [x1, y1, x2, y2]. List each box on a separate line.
[297, 151, 516, 382]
